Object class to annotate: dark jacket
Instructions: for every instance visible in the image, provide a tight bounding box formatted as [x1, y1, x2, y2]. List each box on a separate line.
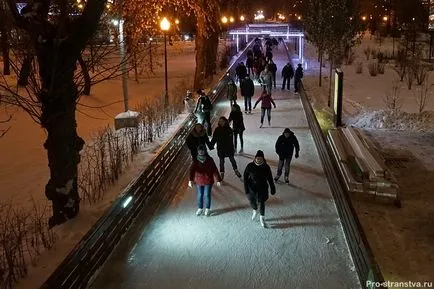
[243, 162, 276, 202]
[235, 64, 248, 79]
[246, 56, 254, 68]
[295, 66, 303, 80]
[228, 108, 245, 133]
[186, 128, 213, 157]
[190, 155, 222, 185]
[275, 130, 300, 158]
[240, 78, 254, 97]
[268, 63, 277, 74]
[194, 94, 212, 113]
[282, 64, 294, 78]
[211, 121, 235, 158]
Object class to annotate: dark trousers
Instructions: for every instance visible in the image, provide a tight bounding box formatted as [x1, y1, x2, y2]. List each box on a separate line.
[282, 77, 291, 90]
[202, 111, 211, 135]
[234, 131, 244, 150]
[294, 78, 301, 92]
[244, 96, 252, 112]
[230, 99, 237, 107]
[248, 193, 265, 216]
[271, 73, 276, 88]
[219, 155, 238, 172]
[247, 67, 253, 76]
[260, 108, 271, 124]
[277, 156, 293, 177]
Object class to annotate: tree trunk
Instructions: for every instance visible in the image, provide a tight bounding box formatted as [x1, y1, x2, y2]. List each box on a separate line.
[319, 52, 323, 87]
[41, 80, 84, 228]
[17, 54, 32, 86]
[328, 55, 333, 107]
[78, 54, 91, 95]
[194, 14, 206, 89]
[204, 32, 219, 82]
[0, 22, 10, 75]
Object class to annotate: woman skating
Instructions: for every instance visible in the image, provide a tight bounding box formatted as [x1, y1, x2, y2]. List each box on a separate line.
[253, 88, 276, 128]
[228, 103, 245, 154]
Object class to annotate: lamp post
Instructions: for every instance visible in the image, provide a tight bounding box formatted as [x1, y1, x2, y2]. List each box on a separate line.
[160, 17, 170, 108]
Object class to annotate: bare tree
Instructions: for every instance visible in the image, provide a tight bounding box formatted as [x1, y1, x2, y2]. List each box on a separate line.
[3, 0, 108, 227]
[384, 77, 402, 111]
[416, 81, 432, 113]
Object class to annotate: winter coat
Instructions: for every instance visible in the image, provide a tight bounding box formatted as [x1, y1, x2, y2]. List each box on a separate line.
[295, 67, 303, 80]
[243, 162, 276, 202]
[195, 94, 212, 113]
[259, 70, 273, 87]
[240, 78, 254, 97]
[254, 91, 276, 109]
[282, 64, 294, 78]
[186, 129, 213, 157]
[227, 83, 237, 101]
[228, 109, 245, 133]
[235, 64, 248, 79]
[268, 63, 277, 74]
[211, 123, 235, 158]
[275, 131, 300, 158]
[189, 156, 222, 185]
[246, 57, 254, 68]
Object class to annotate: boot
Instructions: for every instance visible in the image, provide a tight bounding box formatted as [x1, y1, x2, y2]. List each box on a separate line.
[239, 148, 244, 154]
[234, 169, 242, 178]
[274, 175, 280, 182]
[220, 172, 225, 180]
[196, 208, 203, 216]
[260, 216, 266, 228]
[204, 209, 210, 216]
[285, 176, 289, 184]
[251, 210, 257, 220]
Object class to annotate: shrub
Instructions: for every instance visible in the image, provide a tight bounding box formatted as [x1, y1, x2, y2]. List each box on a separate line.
[364, 46, 371, 60]
[378, 63, 386, 74]
[355, 62, 363, 74]
[368, 62, 378, 76]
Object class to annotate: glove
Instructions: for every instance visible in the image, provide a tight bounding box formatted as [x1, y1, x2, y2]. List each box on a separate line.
[216, 182, 221, 187]
[188, 181, 194, 187]
[295, 152, 299, 159]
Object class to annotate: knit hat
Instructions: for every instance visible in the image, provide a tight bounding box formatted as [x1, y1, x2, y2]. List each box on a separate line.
[283, 128, 291, 134]
[255, 150, 264, 158]
[197, 144, 207, 153]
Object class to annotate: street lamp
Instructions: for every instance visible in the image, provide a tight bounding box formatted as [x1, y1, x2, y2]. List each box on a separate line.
[229, 16, 234, 23]
[175, 19, 180, 25]
[221, 16, 228, 24]
[160, 17, 171, 108]
[240, 15, 245, 21]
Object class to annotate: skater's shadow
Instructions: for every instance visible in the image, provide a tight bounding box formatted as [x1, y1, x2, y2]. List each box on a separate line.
[266, 214, 338, 229]
[288, 183, 332, 200]
[212, 204, 250, 216]
[292, 164, 324, 177]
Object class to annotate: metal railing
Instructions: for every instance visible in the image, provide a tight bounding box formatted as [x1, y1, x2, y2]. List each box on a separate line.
[40, 40, 254, 289]
[282, 42, 386, 288]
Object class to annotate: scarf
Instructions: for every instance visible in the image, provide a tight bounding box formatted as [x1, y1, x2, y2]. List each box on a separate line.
[197, 154, 206, 163]
[254, 159, 264, 166]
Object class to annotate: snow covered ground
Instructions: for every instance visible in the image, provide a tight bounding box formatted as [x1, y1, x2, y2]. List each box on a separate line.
[0, 42, 196, 206]
[87, 45, 361, 289]
[301, 33, 434, 286]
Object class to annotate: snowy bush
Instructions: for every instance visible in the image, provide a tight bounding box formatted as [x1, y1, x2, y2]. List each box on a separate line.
[377, 51, 384, 63]
[416, 81, 432, 113]
[378, 63, 386, 74]
[383, 78, 402, 111]
[371, 49, 377, 59]
[368, 62, 378, 76]
[345, 49, 356, 65]
[364, 46, 371, 60]
[413, 63, 428, 86]
[355, 62, 363, 74]
[406, 68, 414, 90]
[394, 48, 408, 82]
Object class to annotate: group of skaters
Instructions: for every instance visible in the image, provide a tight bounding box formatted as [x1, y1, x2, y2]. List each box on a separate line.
[185, 91, 300, 228]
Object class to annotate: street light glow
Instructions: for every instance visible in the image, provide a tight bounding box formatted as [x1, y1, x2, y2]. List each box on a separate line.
[229, 16, 234, 23]
[240, 15, 245, 21]
[383, 16, 388, 21]
[175, 19, 180, 25]
[362, 16, 366, 21]
[297, 16, 301, 20]
[221, 16, 228, 24]
[111, 19, 119, 26]
[77, 3, 83, 9]
[160, 17, 171, 31]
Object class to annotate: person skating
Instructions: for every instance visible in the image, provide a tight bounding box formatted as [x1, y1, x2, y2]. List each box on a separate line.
[243, 150, 276, 228]
[268, 60, 277, 89]
[235, 62, 247, 83]
[194, 89, 213, 135]
[294, 63, 304, 93]
[210, 116, 242, 180]
[259, 66, 273, 94]
[246, 55, 254, 76]
[227, 79, 238, 107]
[240, 75, 255, 113]
[274, 128, 300, 183]
[281, 62, 294, 91]
[188, 144, 222, 216]
[253, 88, 276, 128]
[228, 103, 245, 154]
[186, 123, 213, 159]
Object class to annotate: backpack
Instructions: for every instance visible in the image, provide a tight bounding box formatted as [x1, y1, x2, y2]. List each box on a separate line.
[201, 96, 213, 111]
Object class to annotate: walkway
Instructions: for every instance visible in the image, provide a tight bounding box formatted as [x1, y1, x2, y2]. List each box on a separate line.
[88, 42, 361, 289]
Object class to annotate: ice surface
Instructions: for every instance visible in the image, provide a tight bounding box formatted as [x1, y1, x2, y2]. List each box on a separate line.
[87, 44, 361, 289]
[114, 110, 140, 119]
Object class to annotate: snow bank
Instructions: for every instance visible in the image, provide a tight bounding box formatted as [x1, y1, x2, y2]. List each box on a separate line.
[348, 109, 434, 132]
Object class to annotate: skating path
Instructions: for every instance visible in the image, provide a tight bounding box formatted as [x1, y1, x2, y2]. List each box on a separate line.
[88, 43, 361, 289]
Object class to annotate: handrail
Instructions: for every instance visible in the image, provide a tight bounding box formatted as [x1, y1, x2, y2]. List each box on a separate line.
[282, 42, 386, 288]
[40, 40, 255, 289]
